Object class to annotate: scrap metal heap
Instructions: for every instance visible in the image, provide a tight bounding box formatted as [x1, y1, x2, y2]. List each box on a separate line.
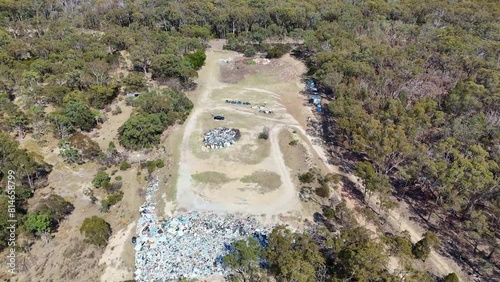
[203, 127, 241, 149]
[134, 179, 270, 281]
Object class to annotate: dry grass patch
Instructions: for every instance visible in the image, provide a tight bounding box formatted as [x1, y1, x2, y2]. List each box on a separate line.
[240, 170, 281, 193]
[192, 171, 233, 185]
[278, 129, 310, 171]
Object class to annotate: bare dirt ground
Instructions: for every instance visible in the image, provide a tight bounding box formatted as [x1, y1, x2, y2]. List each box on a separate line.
[89, 98, 134, 152]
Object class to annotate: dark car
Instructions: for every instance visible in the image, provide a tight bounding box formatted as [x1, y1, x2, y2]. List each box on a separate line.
[214, 115, 225, 120]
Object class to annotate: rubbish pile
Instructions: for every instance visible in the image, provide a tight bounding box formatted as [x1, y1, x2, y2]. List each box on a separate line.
[134, 179, 270, 281]
[203, 127, 241, 149]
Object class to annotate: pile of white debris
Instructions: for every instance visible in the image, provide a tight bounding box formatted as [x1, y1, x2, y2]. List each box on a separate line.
[134, 179, 270, 281]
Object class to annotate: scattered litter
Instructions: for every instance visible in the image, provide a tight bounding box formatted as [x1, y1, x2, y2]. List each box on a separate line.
[259, 109, 273, 114]
[203, 127, 241, 149]
[225, 100, 250, 105]
[254, 58, 271, 65]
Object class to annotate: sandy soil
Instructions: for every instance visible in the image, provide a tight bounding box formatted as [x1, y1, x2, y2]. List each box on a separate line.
[99, 222, 136, 282]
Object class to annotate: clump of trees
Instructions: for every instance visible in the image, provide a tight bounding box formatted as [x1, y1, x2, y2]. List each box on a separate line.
[24, 194, 74, 237]
[119, 89, 193, 150]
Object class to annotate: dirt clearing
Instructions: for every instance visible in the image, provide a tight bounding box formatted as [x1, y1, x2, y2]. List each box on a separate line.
[172, 41, 313, 216]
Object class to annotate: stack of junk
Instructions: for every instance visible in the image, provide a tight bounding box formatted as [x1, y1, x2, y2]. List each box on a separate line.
[203, 127, 241, 149]
[134, 178, 270, 281]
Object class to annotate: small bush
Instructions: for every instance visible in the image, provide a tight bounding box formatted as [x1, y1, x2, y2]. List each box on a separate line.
[35, 194, 75, 223]
[322, 207, 335, 219]
[112, 106, 122, 115]
[442, 273, 460, 282]
[412, 231, 440, 260]
[289, 140, 299, 146]
[315, 183, 330, 198]
[92, 171, 110, 188]
[100, 191, 124, 213]
[80, 216, 111, 247]
[324, 173, 342, 184]
[298, 171, 315, 184]
[115, 176, 122, 181]
[244, 46, 257, 57]
[258, 127, 269, 140]
[119, 161, 131, 171]
[265, 44, 291, 59]
[146, 161, 157, 173]
[24, 213, 52, 236]
[155, 159, 165, 168]
[112, 181, 122, 191]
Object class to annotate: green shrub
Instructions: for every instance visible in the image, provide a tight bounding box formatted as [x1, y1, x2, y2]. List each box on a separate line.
[100, 191, 124, 213]
[92, 171, 110, 188]
[258, 127, 269, 140]
[146, 161, 157, 173]
[315, 183, 330, 198]
[289, 140, 299, 146]
[298, 171, 315, 184]
[119, 161, 131, 171]
[184, 50, 206, 70]
[322, 207, 335, 219]
[24, 213, 52, 236]
[244, 46, 257, 57]
[442, 273, 460, 282]
[63, 101, 97, 131]
[412, 232, 440, 260]
[80, 216, 111, 247]
[265, 44, 291, 59]
[115, 176, 122, 181]
[155, 159, 165, 168]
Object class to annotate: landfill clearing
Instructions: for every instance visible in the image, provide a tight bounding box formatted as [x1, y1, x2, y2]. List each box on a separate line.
[133, 40, 322, 281]
[173, 41, 312, 216]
